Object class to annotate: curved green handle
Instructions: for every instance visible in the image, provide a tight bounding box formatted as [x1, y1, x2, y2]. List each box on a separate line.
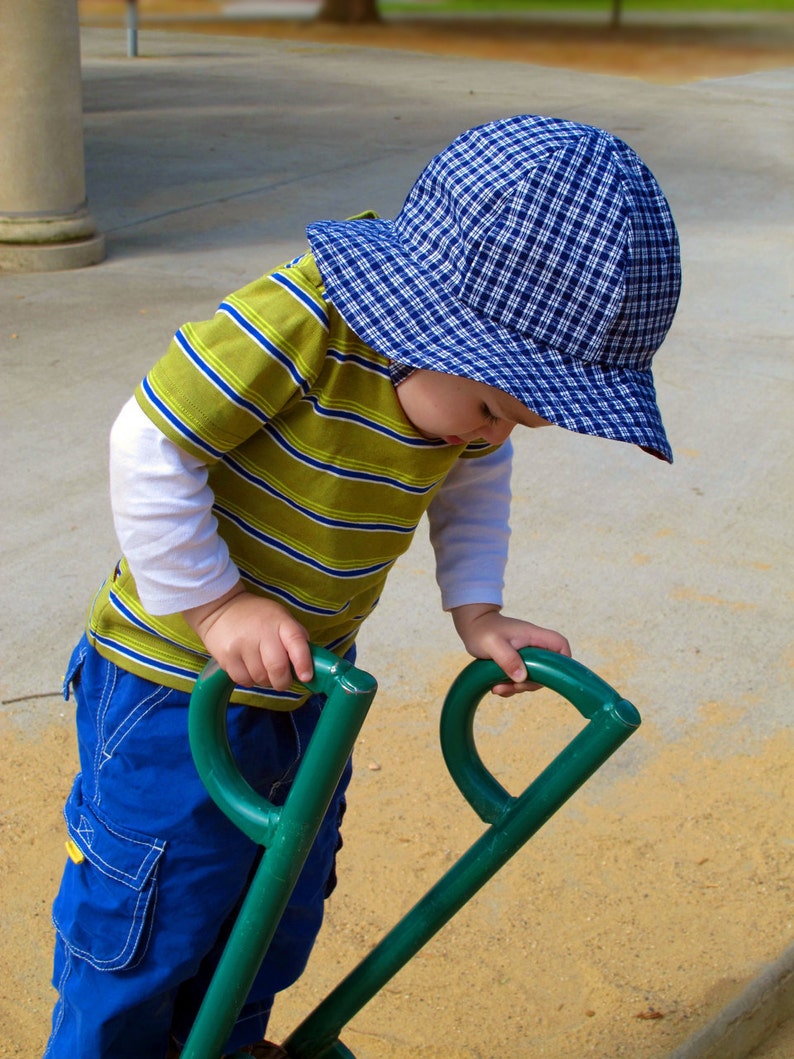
[188, 645, 376, 846]
[183, 647, 377, 1059]
[440, 647, 641, 824]
[284, 649, 642, 1058]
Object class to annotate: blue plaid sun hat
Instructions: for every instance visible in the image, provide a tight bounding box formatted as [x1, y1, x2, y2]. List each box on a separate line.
[307, 114, 681, 462]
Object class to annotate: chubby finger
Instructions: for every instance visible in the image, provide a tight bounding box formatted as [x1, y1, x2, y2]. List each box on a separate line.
[490, 679, 543, 698]
[282, 624, 313, 685]
[535, 628, 572, 657]
[261, 653, 294, 691]
[223, 641, 271, 688]
[222, 656, 258, 689]
[489, 643, 528, 686]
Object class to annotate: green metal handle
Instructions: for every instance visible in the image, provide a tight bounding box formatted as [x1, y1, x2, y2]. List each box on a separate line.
[185, 647, 640, 1059]
[182, 646, 377, 1059]
[187, 646, 368, 847]
[440, 647, 640, 823]
[284, 648, 641, 1059]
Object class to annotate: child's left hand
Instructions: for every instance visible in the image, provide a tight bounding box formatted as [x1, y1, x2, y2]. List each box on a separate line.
[450, 603, 571, 697]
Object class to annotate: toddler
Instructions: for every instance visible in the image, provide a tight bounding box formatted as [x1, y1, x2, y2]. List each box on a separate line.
[45, 114, 680, 1058]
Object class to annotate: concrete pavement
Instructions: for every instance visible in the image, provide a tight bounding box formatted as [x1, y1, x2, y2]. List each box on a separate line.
[1, 25, 791, 1057]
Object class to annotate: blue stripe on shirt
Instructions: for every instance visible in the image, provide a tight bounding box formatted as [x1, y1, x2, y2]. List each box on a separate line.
[217, 301, 311, 393]
[140, 375, 226, 461]
[239, 569, 349, 617]
[268, 426, 437, 494]
[269, 271, 329, 329]
[215, 504, 393, 579]
[301, 393, 436, 449]
[175, 328, 269, 422]
[223, 454, 415, 533]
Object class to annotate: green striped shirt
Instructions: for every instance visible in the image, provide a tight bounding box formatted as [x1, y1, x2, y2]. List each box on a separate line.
[87, 252, 492, 707]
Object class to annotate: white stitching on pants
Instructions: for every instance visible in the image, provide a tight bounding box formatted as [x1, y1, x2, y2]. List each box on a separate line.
[93, 674, 174, 804]
[43, 945, 70, 1055]
[93, 660, 118, 808]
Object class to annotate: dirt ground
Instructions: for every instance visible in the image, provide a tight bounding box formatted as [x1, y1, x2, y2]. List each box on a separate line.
[3, 666, 793, 1057]
[3, 6, 793, 1057]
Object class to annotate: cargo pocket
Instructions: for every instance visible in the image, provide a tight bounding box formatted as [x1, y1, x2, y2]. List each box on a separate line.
[62, 636, 88, 702]
[52, 777, 166, 972]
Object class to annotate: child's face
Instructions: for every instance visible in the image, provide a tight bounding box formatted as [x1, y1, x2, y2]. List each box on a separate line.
[395, 369, 551, 446]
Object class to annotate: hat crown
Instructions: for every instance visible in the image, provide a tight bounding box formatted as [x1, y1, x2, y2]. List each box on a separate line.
[393, 115, 680, 370]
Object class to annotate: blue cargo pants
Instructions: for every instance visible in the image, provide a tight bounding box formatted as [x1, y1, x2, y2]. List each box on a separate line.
[45, 635, 352, 1058]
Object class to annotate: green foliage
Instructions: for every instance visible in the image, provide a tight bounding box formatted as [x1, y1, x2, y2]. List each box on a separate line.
[380, 0, 794, 15]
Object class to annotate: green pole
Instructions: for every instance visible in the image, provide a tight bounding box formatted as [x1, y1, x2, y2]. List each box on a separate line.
[284, 650, 640, 1058]
[181, 648, 377, 1059]
[184, 648, 640, 1059]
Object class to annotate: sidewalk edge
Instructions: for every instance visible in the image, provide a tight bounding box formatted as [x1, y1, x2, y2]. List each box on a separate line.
[668, 940, 794, 1059]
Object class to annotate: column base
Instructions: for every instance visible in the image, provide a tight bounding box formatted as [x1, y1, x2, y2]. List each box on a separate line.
[0, 203, 106, 272]
[0, 231, 105, 273]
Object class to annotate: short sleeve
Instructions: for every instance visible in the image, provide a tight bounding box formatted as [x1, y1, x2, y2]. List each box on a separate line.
[135, 254, 332, 463]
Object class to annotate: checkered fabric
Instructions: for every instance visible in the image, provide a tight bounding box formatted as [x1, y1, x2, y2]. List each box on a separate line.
[307, 115, 681, 462]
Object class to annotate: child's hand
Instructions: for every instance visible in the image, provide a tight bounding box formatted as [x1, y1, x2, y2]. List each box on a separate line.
[450, 603, 571, 697]
[183, 584, 313, 690]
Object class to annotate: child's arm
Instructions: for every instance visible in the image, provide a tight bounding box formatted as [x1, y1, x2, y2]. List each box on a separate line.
[429, 444, 569, 696]
[110, 399, 312, 689]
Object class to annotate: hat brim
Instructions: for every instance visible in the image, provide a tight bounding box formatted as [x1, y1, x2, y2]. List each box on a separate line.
[307, 216, 673, 463]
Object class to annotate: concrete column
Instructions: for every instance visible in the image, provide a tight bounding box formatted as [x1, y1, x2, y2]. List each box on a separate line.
[0, 0, 105, 271]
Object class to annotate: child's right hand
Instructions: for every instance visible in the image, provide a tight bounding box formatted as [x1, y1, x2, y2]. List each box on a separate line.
[183, 584, 313, 690]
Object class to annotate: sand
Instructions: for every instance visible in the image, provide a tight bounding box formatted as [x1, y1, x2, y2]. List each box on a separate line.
[3, 662, 791, 1056]
[3, 5, 792, 1056]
